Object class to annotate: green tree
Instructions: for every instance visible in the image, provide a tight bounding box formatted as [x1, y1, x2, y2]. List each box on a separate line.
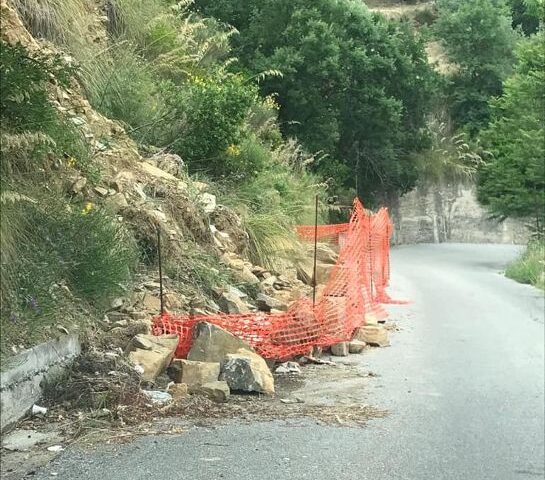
[194, 0, 437, 202]
[435, 0, 519, 134]
[509, 0, 542, 34]
[477, 32, 545, 231]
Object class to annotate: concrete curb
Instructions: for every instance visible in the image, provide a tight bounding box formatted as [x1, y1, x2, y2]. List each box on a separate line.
[0, 334, 81, 432]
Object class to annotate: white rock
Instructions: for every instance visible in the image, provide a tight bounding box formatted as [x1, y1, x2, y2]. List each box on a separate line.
[47, 445, 64, 452]
[31, 405, 47, 416]
[199, 193, 217, 214]
[142, 390, 172, 405]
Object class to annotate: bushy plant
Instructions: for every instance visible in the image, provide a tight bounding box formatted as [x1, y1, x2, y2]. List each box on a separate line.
[167, 74, 258, 175]
[194, 0, 438, 201]
[0, 189, 138, 357]
[509, 0, 542, 35]
[11, 0, 91, 45]
[223, 139, 326, 267]
[80, 44, 170, 146]
[505, 241, 545, 289]
[414, 114, 485, 182]
[0, 41, 71, 131]
[1, 191, 137, 313]
[0, 41, 91, 178]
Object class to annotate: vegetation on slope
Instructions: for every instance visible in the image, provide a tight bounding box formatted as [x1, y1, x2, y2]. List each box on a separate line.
[194, 0, 439, 204]
[477, 32, 545, 231]
[506, 241, 545, 290]
[0, 40, 137, 356]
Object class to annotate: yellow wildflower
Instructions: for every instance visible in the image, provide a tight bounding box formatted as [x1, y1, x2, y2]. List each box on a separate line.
[264, 95, 280, 110]
[226, 144, 241, 157]
[66, 157, 77, 168]
[81, 202, 93, 215]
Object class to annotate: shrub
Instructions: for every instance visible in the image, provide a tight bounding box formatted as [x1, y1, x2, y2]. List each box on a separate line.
[0, 41, 71, 132]
[506, 241, 545, 290]
[223, 139, 326, 267]
[477, 32, 545, 229]
[73, 41, 168, 144]
[0, 41, 92, 179]
[11, 0, 90, 45]
[195, 0, 438, 200]
[167, 74, 258, 175]
[0, 187, 137, 357]
[1, 190, 137, 313]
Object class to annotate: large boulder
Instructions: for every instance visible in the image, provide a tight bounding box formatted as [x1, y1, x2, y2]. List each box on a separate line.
[354, 325, 390, 347]
[188, 322, 254, 363]
[170, 359, 220, 387]
[126, 334, 179, 382]
[220, 349, 274, 395]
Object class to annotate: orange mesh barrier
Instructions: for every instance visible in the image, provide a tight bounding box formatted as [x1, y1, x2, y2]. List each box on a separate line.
[296, 223, 349, 243]
[153, 198, 400, 360]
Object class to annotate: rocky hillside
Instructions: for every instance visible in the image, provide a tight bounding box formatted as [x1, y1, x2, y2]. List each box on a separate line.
[0, 0, 326, 358]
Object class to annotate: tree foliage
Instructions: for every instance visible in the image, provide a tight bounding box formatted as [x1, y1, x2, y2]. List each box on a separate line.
[477, 32, 545, 230]
[194, 0, 437, 202]
[509, 0, 542, 34]
[435, 0, 519, 134]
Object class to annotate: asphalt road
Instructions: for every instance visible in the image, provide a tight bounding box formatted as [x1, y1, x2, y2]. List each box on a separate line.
[35, 244, 545, 480]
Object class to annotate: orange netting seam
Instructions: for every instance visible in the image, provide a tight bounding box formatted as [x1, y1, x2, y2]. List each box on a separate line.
[152, 198, 402, 360]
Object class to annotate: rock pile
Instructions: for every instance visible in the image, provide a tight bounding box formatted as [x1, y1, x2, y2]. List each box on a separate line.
[126, 322, 275, 403]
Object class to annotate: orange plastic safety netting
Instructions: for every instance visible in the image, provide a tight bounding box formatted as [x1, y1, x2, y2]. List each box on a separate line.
[153, 198, 398, 360]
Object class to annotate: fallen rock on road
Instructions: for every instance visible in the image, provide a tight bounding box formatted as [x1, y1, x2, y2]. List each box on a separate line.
[220, 349, 275, 395]
[126, 334, 179, 382]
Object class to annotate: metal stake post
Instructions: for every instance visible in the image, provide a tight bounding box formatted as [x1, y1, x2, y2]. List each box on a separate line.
[157, 227, 165, 316]
[312, 194, 319, 307]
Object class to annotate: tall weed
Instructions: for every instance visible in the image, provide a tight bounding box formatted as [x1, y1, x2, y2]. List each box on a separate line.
[506, 241, 545, 290]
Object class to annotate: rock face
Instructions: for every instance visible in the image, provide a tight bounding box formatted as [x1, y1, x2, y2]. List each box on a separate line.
[188, 322, 254, 363]
[392, 180, 528, 245]
[220, 349, 274, 394]
[354, 325, 390, 347]
[330, 342, 349, 356]
[170, 359, 220, 387]
[126, 334, 179, 382]
[349, 340, 366, 354]
[192, 381, 230, 403]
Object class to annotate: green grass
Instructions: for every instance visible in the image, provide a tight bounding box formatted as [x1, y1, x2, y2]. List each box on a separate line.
[0, 190, 138, 360]
[505, 240, 545, 290]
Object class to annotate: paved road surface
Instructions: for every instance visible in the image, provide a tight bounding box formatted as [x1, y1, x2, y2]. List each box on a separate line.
[36, 244, 545, 480]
